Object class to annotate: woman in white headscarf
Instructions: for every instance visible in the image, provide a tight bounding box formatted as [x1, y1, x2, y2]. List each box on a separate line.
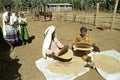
[42, 26, 64, 59]
[18, 11, 29, 45]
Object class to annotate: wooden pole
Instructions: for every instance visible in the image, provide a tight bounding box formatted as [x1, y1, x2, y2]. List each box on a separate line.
[94, 3, 99, 26]
[72, 0, 74, 12]
[81, 0, 83, 15]
[111, 0, 119, 29]
[27, 7, 29, 14]
[72, 0, 76, 22]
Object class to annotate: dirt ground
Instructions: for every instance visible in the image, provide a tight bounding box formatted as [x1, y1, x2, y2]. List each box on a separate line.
[0, 13, 120, 80]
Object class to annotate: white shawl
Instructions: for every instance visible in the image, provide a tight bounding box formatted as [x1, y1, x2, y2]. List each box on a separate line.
[18, 16, 27, 34]
[42, 26, 55, 59]
[2, 12, 15, 38]
[2, 12, 8, 37]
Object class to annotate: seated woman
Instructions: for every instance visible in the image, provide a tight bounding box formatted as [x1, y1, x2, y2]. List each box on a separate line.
[42, 26, 64, 59]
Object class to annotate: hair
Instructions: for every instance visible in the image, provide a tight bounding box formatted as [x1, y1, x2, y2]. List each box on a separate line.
[80, 26, 87, 32]
[5, 5, 11, 9]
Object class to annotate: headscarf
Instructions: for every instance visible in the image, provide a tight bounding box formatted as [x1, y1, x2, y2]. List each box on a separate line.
[42, 26, 56, 58]
[2, 12, 15, 38]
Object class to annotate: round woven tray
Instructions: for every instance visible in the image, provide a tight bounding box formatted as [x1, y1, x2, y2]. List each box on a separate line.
[54, 49, 73, 60]
[73, 45, 93, 51]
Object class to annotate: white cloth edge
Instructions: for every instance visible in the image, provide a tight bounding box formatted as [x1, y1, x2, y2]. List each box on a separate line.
[93, 50, 120, 80]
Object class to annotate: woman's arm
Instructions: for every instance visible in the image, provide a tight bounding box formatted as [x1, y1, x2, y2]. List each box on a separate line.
[54, 37, 64, 49]
[46, 48, 54, 55]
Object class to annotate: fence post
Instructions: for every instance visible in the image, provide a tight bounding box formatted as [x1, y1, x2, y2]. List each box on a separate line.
[64, 11, 67, 21]
[27, 7, 29, 14]
[94, 3, 99, 26]
[111, 0, 119, 29]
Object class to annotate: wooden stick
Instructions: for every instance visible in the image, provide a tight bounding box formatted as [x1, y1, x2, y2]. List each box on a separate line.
[94, 3, 99, 26]
[111, 0, 119, 29]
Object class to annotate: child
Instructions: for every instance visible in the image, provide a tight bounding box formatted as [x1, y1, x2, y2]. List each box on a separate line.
[73, 26, 92, 45]
[73, 26, 95, 68]
[73, 26, 100, 52]
[18, 12, 29, 45]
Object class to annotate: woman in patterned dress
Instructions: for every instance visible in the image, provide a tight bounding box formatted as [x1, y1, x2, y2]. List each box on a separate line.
[2, 5, 18, 50]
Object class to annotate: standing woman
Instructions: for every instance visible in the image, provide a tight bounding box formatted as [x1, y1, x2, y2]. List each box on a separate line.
[2, 5, 18, 50]
[18, 11, 29, 45]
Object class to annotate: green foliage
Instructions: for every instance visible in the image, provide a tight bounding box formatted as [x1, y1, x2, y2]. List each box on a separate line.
[0, 0, 118, 11]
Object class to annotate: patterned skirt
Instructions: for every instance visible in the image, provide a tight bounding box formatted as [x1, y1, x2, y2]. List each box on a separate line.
[5, 25, 18, 44]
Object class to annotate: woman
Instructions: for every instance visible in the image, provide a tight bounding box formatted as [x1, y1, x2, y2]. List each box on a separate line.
[18, 11, 29, 45]
[42, 26, 64, 59]
[2, 5, 18, 50]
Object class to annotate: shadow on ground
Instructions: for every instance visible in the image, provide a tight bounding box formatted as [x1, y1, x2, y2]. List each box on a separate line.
[0, 27, 22, 80]
[28, 35, 35, 44]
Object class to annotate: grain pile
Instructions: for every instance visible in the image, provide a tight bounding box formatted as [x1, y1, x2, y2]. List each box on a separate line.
[73, 42, 93, 51]
[75, 42, 91, 48]
[93, 54, 120, 74]
[54, 49, 73, 60]
[48, 56, 86, 75]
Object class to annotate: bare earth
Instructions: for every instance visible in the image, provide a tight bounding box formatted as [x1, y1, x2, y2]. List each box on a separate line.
[0, 14, 120, 80]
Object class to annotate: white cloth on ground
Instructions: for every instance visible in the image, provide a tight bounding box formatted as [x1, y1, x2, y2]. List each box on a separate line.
[92, 50, 120, 80]
[35, 57, 90, 80]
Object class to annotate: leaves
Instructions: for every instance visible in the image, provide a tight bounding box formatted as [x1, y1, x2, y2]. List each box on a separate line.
[0, 0, 117, 11]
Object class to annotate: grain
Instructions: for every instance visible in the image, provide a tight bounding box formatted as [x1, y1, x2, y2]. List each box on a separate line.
[94, 54, 120, 74]
[48, 56, 86, 75]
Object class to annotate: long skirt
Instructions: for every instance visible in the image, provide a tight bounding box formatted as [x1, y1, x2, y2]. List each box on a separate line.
[5, 25, 18, 44]
[19, 25, 29, 41]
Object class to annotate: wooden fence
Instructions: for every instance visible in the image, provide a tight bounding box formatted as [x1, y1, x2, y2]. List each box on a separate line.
[53, 11, 120, 30]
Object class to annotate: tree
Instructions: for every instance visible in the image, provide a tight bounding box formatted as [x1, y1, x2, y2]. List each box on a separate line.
[0, 0, 118, 12]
